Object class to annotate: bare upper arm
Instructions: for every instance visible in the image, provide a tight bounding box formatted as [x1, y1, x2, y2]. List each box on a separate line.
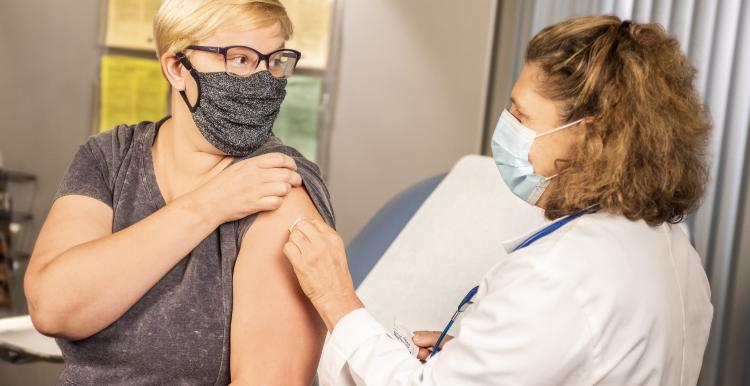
[230, 187, 327, 385]
[27, 196, 113, 281]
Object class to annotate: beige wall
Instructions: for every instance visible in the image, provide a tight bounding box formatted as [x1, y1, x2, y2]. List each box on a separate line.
[325, 0, 498, 242]
[0, 0, 100, 383]
[0, 0, 100, 256]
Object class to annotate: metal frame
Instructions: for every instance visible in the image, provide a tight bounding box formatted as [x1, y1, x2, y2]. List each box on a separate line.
[315, 0, 345, 180]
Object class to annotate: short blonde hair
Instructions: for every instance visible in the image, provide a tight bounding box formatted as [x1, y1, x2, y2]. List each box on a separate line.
[153, 0, 293, 57]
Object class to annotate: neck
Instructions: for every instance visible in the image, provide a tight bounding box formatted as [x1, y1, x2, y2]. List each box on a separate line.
[152, 113, 231, 202]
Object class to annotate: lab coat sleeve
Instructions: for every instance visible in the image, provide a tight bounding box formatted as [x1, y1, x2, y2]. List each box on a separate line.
[318, 256, 596, 386]
[318, 308, 424, 386]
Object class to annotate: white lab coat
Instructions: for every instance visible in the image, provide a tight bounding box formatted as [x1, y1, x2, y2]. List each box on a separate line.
[318, 212, 713, 385]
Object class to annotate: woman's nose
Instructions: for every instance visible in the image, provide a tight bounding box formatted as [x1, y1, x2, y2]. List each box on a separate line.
[255, 60, 269, 73]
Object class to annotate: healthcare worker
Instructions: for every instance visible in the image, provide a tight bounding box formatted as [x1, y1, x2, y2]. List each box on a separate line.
[282, 16, 713, 386]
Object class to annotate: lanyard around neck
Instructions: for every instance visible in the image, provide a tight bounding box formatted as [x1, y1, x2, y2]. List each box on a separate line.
[429, 212, 585, 358]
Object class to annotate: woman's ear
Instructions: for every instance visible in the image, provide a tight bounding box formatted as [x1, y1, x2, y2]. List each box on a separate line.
[161, 51, 186, 91]
[572, 116, 595, 135]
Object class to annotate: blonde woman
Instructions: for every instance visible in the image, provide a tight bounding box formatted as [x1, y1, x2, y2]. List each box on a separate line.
[24, 1, 330, 384]
[283, 16, 713, 385]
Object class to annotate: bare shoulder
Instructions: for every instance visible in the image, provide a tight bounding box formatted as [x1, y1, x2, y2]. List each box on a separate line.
[230, 186, 326, 384]
[241, 187, 324, 247]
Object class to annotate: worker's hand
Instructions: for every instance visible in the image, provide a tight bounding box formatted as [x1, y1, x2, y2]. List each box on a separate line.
[189, 152, 302, 223]
[283, 218, 364, 331]
[413, 331, 454, 361]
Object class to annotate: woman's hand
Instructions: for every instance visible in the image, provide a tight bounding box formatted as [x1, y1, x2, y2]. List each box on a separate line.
[283, 218, 364, 331]
[412, 331, 454, 361]
[189, 152, 302, 223]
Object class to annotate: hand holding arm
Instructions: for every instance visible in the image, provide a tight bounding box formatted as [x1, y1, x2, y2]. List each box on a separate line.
[26, 152, 301, 340]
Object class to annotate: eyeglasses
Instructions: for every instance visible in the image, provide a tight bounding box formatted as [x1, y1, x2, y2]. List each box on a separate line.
[185, 45, 302, 79]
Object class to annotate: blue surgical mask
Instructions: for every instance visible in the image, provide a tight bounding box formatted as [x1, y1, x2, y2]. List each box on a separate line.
[491, 109, 582, 205]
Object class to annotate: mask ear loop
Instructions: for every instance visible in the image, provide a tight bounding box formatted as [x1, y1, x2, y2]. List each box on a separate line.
[527, 177, 550, 205]
[175, 52, 201, 113]
[534, 118, 583, 139]
[528, 118, 584, 204]
[528, 173, 560, 204]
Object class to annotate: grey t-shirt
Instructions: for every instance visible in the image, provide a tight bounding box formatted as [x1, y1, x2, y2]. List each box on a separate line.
[53, 117, 335, 385]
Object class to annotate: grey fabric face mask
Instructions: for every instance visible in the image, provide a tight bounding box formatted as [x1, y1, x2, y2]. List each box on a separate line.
[177, 54, 287, 156]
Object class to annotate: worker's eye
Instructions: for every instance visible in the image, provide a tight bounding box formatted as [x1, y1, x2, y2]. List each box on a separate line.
[509, 107, 526, 123]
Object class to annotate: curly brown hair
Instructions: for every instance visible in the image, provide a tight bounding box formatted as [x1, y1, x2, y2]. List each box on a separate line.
[525, 15, 711, 226]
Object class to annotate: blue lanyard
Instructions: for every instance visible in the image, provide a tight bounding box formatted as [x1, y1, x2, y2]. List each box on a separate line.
[429, 212, 584, 358]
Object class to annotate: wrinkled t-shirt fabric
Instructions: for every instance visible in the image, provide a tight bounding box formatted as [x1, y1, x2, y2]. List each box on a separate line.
[52, 117, 335, 385]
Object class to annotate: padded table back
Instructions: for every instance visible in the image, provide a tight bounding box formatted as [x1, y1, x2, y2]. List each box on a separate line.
[356, 155, 545, 331]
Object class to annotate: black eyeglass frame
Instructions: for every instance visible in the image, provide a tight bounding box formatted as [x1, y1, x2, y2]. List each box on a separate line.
[181, 45, 302, 78]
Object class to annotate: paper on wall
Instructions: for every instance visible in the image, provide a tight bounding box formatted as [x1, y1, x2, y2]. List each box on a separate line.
[104, 0, 163, 51]
[283, 0, 333, 70]
[99, 55, 169, 133]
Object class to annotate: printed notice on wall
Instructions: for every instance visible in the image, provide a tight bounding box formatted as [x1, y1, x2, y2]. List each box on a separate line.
[105, 0, 163, 51]
[99, 55, 169, 133]
[283, 0, 333, 70]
